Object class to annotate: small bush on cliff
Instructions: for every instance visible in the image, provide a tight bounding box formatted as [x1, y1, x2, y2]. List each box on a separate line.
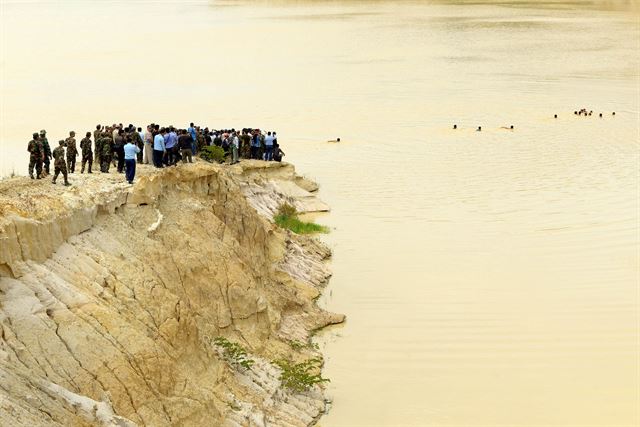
[288, 339, 319, 351]
[213, 337, 254, 371]
[273, 358, 329, 392]
[274, 203, 329, 235]
[200, 145, 226, 163]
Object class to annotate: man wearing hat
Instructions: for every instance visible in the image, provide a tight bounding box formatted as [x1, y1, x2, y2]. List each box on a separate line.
[65, 131, 78, 173]
[52, 140, 70, 186]
[39, 129, 52, 176]
[27, 132, 44, 179]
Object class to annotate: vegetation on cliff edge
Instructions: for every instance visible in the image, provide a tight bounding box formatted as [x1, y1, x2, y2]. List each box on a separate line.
[213, 337, 255, 371]
[274, 203, 329, 235]
[273, 358, 330, 392]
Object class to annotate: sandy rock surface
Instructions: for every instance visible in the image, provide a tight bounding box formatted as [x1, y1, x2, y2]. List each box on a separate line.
[0, 160, 343, 426]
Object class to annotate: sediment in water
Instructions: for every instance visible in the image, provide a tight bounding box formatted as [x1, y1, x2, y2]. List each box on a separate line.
[0, 160, 343, 427]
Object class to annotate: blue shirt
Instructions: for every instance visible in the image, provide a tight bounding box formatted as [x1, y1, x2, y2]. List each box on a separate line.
[264, 135, 274, 146]
[153, 134, 165, 151]
[165, 132, 178, 149]
[124, 143, 140, 160]
[188, 127, 196, 141]
[251, 134, 261, 147]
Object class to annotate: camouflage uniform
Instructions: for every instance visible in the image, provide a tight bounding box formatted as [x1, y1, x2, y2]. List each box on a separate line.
[27, 134, 44, 179]
[52, 141, 69, 185]
[100, 135, 113, 173]
[40, 130, 52, 175]
[240, 133, 251, 159]
[131, 131, 144, 162]
[80, 136, 93, 173]
[196, 131, 205, 154]
[94, 129, 102, 164]
[65, 132, 78, 173]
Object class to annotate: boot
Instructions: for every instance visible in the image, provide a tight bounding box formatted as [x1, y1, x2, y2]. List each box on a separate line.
[64, 181, 70, 186]
[30, 173, 34, 179]
[52, 179, 56, 184]
[88, 165, 92, 173]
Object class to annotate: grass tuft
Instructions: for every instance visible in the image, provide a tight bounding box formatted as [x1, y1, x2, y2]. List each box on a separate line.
[274, 203, 329, 235]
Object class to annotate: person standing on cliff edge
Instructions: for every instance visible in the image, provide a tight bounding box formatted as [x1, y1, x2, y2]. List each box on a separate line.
[153, 127, 166, 168]
[188, 122, 197, 155]
[123, 138, 140, 184]
[99, 133, 113, 173]
[114, 129, 126, 173]
[65, 131, 78, 173]
[80, 132, 93, 173]
[143, 125, 153, 164]
[52, 140, 70, 186]
[40, 130, 52, 176]
[94, 125, 102, 165]
[27, 132, 44, 179]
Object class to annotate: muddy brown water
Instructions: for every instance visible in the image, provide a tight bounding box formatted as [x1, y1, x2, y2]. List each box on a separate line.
[1, 1, 639, 426]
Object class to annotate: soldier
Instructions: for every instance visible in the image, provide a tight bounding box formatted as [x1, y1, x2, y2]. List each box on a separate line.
[52, 140, 70, 186]
[100, 133, 113, 173]
[113, 129, 125, 173]
[94, 125, 102, 165]
[40, 129, 52, 175]
[65, 131, 78, 173]
[131, 127, 144, 163]
[80, 131, 93, 173]
[196, 127, 205, 154]
[27, 132, 44, 179]
[240, 129, 251, 159]
[95, 130, 104, 168]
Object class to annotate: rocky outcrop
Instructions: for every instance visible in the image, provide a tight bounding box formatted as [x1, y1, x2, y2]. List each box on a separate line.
[0, 161, 343, 426]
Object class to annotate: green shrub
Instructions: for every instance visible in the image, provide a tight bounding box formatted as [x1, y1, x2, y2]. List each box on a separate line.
[273, 358, 330, 392]
[288, 339, 320, 351]
[288, 340, 305, 351]
[274, 203, 329, 235]
[213, 337, 254, 371]
[200, 145, 226, 163]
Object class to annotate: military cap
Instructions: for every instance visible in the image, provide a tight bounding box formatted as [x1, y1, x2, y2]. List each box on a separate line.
[40, 129, 46, 134]
[32, 132, 39, 138]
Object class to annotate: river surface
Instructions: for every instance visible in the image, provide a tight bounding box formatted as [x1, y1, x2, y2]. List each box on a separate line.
[1, 1, 639, 426]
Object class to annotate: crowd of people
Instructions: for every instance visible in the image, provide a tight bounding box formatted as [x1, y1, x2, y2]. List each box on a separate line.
[26, 123, 285, 185]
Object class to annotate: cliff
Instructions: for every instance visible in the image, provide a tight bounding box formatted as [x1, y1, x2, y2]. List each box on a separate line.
[0, 161, 343, 427]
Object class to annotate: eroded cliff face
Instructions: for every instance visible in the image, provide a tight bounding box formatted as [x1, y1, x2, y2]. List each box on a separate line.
[0, 161, 343, 427]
